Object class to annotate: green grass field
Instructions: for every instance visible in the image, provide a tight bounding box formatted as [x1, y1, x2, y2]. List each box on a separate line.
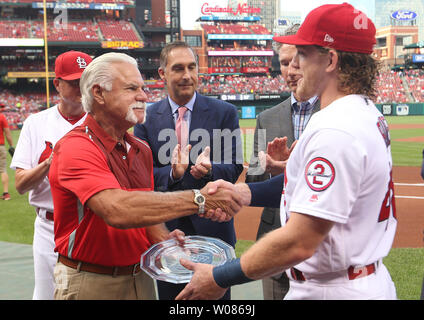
[1, 115, 423, 299]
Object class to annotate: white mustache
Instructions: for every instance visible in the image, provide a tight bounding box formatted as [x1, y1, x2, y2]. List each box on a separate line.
[130, 102, 146, 110]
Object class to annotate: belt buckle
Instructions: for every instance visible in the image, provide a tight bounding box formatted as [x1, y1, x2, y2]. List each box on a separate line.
[132, 263, 141, 277]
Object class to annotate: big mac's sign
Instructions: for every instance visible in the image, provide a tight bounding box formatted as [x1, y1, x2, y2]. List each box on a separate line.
[201, 2, 261, 16]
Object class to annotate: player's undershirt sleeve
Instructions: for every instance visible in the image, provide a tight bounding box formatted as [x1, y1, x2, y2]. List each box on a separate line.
[289, 129, 366, 224]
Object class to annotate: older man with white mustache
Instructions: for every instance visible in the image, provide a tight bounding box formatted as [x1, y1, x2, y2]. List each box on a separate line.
[126, 101, 147, 124]
[48, 52, 242, 300]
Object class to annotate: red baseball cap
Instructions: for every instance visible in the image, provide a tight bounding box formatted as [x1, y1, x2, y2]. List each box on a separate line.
[55, 51, 93, 80]
[273, 3, 376, 54]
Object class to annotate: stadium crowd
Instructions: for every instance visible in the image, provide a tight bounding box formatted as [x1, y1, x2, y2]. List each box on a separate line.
[0, 18, 139, 42]
[2, 70, 424, 128]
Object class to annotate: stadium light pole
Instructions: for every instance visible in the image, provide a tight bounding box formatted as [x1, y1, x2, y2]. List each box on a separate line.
[43, 0, 50, 109]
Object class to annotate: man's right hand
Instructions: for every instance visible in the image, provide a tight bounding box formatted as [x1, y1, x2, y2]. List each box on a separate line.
[198, 180, 247, 221]
[171, 144, 191, 180]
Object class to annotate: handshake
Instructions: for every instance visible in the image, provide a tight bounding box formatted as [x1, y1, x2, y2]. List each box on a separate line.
[197, 180, 251, 223]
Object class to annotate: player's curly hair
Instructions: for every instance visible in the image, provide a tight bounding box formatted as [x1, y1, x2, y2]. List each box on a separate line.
[316, 46, 381, 101]
[337, 51, 381, 101]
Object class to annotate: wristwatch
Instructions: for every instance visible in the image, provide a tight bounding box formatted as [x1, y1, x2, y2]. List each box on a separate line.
[192, 189, 205, 215]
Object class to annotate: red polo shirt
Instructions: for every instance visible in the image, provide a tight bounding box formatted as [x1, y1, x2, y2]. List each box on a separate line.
[49, 114, 154, 266]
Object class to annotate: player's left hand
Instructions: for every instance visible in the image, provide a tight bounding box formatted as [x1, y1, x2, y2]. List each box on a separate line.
[8, 147, 15, 157]
[175, 259, 227, 300]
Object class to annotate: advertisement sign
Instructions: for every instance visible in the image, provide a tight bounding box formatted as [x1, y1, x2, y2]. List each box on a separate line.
[208, 51, 273, 57]
[240, 67, 269, 74]
[412, 54, 424, 63]
[391, 10, 417, 21]
[32, 2, 125, 10]
[144, 80, 165, 88]
[382, 104, 392, 115]
[220, 94, 254, 101]
[201, 16, 260, 22]
[208, 67, 238, 74]
[396, 104, 409, 116]
[101, 41, 144, 49]
[241, 106, 256, 119]
[7, 72, 55, 78]
[201, 3, 261, 16]
[208, 34, 273, 40]
[0, 38, 44, 47]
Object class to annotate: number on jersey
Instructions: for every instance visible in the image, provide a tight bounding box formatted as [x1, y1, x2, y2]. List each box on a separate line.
[378, 171, 397, 222]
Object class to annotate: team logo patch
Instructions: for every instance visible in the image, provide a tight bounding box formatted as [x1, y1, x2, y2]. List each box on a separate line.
[304, 157, 335, 192]
[76, 56, 88, 69]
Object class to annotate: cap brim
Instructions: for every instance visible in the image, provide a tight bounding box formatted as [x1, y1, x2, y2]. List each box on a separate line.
[273, 34, 315, 46]
[59, 73, 83, 80]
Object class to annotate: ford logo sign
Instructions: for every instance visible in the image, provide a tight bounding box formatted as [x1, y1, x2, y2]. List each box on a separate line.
[391, 10, 417, 21]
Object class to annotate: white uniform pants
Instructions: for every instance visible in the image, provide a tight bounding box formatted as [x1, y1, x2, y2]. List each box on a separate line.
[32, 216, 57, 300]
[284, 263, 397, 300]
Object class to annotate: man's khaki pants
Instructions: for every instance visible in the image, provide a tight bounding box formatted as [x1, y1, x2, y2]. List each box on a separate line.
[54, 261, 156, 300]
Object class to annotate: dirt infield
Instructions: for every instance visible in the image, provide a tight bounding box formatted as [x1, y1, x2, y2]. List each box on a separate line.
[234, 166, 424, 248]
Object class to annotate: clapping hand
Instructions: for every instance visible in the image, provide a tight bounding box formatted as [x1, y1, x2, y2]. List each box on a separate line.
[171, 144, 191, 180]
[259, 137, 297, 176]
[190, 146, 212, 179]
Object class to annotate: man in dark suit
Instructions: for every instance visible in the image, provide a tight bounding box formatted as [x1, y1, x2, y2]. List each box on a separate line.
[134, 41, 243, 300]
[245, 24, 320, 300]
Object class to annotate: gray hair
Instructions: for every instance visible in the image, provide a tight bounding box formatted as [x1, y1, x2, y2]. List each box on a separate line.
[273, 23, 301, 54]
[80, 52, 138, 112]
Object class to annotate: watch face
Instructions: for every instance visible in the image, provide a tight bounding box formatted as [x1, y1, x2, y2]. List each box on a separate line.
[195, 195, 205, 203]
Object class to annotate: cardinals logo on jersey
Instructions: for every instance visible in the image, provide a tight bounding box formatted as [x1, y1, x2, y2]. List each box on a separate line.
[38, 141, 53, 164]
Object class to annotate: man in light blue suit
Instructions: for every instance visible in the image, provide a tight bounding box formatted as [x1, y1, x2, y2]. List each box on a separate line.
[134, 41, 243, 300]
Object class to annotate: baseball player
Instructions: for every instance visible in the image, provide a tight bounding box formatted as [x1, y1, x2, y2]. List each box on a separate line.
[176, 3, 397, 300]
[11, 51, 93, 299]
[0, 109, 13, 200]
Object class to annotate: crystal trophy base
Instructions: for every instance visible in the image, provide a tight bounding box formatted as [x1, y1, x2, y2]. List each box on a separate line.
[141, 236, 236, 284]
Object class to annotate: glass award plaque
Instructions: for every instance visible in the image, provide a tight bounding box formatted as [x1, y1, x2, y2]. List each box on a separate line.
[140, 236, 236, 284]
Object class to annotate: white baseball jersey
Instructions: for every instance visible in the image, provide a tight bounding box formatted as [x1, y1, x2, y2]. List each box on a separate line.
[281, 94, 397, 275]
[11, 105, 87, 211]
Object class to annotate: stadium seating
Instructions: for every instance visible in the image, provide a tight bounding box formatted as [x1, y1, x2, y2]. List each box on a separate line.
[201, 24, 222, 34]
[1, 19, 142, 42]
[248, 24, 270, 35]
[201, 23, 271, 35]
[30, 20, 99, 41]
[3, 70, 424, 126]
[404, 70, 424, 103]
[220, 24, 251, 35]
[0, 20, 31, 38]
[97, 20, 139, 41]
[375, 71, 408, 104]
[198, 75, 289, 95]
[0, 90, 59, 127]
